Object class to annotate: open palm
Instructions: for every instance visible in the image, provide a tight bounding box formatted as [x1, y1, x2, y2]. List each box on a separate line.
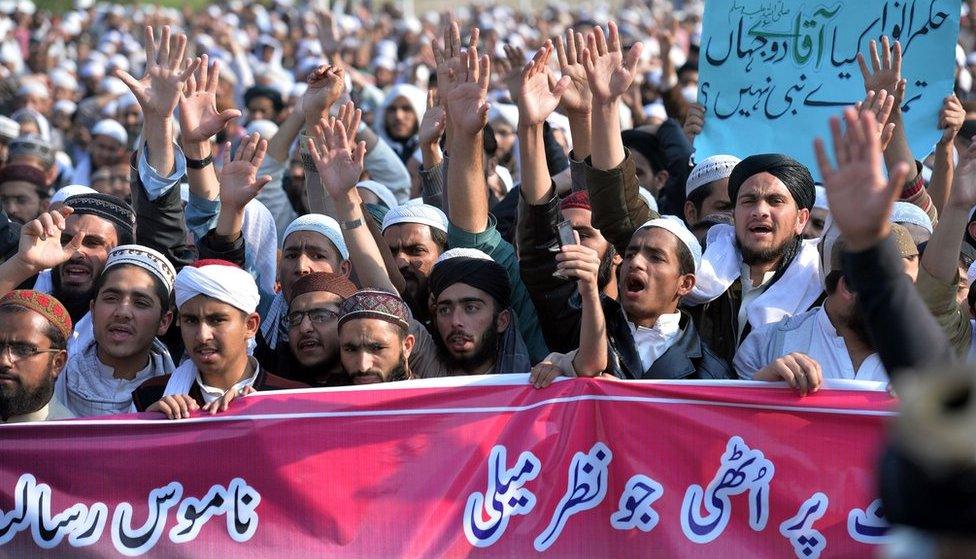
[218, 133, 271, 210]
[308, 120, 367, 200]
[117, 26, 198, 118]
[584, 23, 642, 105]
[951, 143, 976, 208]
[556, 30, 591, 115]
[17, 209, 85, 272]
[179, 55, 240, 143]
[518, 43, 570, 127]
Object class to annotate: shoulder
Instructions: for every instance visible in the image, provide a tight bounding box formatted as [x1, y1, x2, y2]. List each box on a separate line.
[256, 371, 309, 391]
[130, 374, 173, 412]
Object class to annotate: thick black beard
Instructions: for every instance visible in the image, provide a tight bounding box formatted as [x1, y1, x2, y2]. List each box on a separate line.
[739, 233, 799, 268]
[436, 319, 501, 373]
[845, 300, 875, 350]
[0, 367, 55, 421]
[388, 354, 410, 382]
[51, 269, 97, 323]
[400, 270, 430, 322]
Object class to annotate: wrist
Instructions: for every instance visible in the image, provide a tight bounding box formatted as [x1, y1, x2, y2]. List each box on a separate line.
[11, 254, 41, 277]
[183, 140, 213, 161]
[844, 225, 889, 253]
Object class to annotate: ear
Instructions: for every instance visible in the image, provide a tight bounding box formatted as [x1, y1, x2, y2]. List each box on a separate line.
[402, 333, 415, 357]
[655, 170, 670, 191]
[794, 207, 811, 235]
[245, 312, 261, 338]
[683, 200, 698, 225]
[837, 275, 857, 303]
[50, 350, 68, 377]
[968, 221, 976, 242]
[676, 272, 696, 297]
[495, 308, 511, 333]
[156, 310, 174, 337]
[339, 260, 352, 278]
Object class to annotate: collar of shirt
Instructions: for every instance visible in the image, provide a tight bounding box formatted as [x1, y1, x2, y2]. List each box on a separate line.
[739, 262, 776, 292]
[628, 312, 682, 372]
[3, 402, 50, 424]
[195, 357, 260, 405]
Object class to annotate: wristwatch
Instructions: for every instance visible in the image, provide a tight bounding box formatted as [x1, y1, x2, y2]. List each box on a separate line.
[186, 153, 214, 169]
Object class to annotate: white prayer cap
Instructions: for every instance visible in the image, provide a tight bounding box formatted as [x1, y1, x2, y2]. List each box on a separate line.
[99, 76, 128, 96]
[51, 184, 96, 204]
[814, 185, 829, 211]
[638, 186, 658, 213]
[382, 203, 448, 233]
[16, 0, 35, 15]
[370, 55, 397, 72]
[80, 61, 105, 79]
[174, 262, 260, 314]
[17, 79, 48, 98]
[105, 244, 177, 294]
[244, 119, 278, 139]
[92, 119, 128, 146]
[686, 155, 741, 197]
[0, 115, 18, 140]
[357, 180, 398, 210]
[283, 214, 348, 260]
[489, 103, 519, 128]
[494, 165, 515, 193]
[638, 216, 703, 272]
[890, 201, 933, 234]
[436, 247, 492, 265]
[968, 52, 976, 66]
[643, 102, 667, 122]
[50, 70, 78, 90]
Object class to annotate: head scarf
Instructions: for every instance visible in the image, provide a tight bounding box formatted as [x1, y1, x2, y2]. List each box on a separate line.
[174, 260, 260, 314]
[728, 154, 815, 211]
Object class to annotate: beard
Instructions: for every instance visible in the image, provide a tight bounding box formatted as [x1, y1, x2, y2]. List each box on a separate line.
[348, 353, 410, 383]
[0, 367, 55, 421]
[437, 319, 502, 373]
[52, 266, 97, 322]
[844, 301, 875, 350]
[739, 233, 798, 267]
[399, 268, 430, 321]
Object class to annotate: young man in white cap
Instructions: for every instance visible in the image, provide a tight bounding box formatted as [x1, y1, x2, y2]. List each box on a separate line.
[69, 119, 128, 186]
[683, 154, 740, 242]
[381, 202, 448, 322]
[54, 244, 177, 416]
[132, 260, 306, 418]
[532, 218, 732, 386]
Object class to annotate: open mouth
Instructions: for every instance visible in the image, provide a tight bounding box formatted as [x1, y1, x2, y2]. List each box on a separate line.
[107, 325, 134, 341]
[194, 347, 219, 362]
[624, 275, 646, 297]
[748, 224, 774, 235]
[298, 337, 321, 351]
[63, 264, 92, 283]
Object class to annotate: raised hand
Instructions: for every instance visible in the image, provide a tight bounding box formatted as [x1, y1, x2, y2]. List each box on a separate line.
[555, 242, 601, 292]
[583, 22, 643, 106]
[334, 101, 362, 145]
[555, 29, 591, 115]
[217, 133, 272, 210]
[15, 208, 85, 273]
[432, 17, 465, 101]
[303, 65, 345, 126]
[939, 94, 965, 143]
[317, 10, 341, 55]
[419, 89, 446, 147]
[307, 117, 368, 201]
[683, 102, 705, 144]
[179, 55, 241, 144]
[814, 108, 910, 251]
[443, 38, 491, 137]
[518, 42, 571, 128]
[501, 43, 525, 101]
[950, 140, 976, 209]
[857, 36, 905, 107]
[855, 89, 896, 150]
[116, 26, 200, 119]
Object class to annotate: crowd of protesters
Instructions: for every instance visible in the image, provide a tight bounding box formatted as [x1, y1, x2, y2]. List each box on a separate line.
[0, 0, 970, 438]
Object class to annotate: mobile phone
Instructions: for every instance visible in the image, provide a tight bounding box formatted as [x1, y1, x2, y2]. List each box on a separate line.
[553, 220, 579, 280]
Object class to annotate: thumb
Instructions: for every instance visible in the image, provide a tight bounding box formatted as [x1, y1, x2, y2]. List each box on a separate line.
[219, 109, 242, 123]
[552, 75, 571, 97]
[114, 68, 143, 95]
[625, 42, 643, 75]
[253, 175, 273, 191]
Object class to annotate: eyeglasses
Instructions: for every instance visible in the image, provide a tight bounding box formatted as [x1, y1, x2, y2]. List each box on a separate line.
[286, 308, 340, 328]
[0, 341, 63, 362]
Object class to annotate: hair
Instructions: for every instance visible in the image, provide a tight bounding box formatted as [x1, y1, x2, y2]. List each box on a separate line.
[430, 227, 447, 251]
[674, 239, 695, 277]
[93, 264, 171, 317]
[968, 282, 976, 317]
[0, 305, 67, 350]
[482, 122, 498, 157]
[825, 269, 844, 295]
[686, 182, 716, 213]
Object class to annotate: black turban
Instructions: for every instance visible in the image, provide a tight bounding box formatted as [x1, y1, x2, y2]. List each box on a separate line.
[428, 256, 511, 310]
[621, 129, 667, 173]
[64, 193, 135, 245]
[727, 154, 815, 211]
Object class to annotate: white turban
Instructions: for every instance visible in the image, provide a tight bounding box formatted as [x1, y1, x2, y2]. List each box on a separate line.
[283, 214, 348, 260]
[174, 263, 260, 314]
[382, 203, 448, 233]
[638, 216, 703, 272]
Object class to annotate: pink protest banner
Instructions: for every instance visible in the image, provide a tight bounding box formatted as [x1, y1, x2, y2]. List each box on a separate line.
[0, 375, 896, 557]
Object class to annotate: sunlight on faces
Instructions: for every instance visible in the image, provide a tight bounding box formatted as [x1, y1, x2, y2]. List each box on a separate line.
[92, 266, 172, 364]
[619, 228, 696, 327]
[0, 309, 66, 419]
[733, 172, 809, 265]
[178, 295, 259, 378]
[384, 223, 443, 302]
[338, 318, 413, 384]
[684, 179, 733, 227]
[57, 214, 119, 297]
[279, 231, 349, 300]
[385, 96, 418, 140]
[288, 291, 343, 368]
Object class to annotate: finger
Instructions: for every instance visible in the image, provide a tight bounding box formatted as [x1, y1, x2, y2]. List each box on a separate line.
[37, 212, 54, 238]
[529, 365, 542, 386]
[868, 40, 881, 73]
[158, 399, 176, 420]
[892, 40, 902, 73]
[880, 36, 891, 70]
[856, 52, 871, 83]
[574, 32, 585, 64]
[145, 26, 157, 67]
[198, 54, 211, 91]
[158, 25, 172, 68]
[828, 114, 846, 166]
[449, 20, 461, 58]
[221, 141, 232, 168]
[114, 69, 143, 95]
[253, 138, 268, 165]
[774, 361, 798, 389]
[64, 232, 86, 254]
[625, 42, 643, 76]
[479, 54, 491, 93]
[566, 28, 578, 64]
[801, 355, 823, 393]
[595, 25, 608, 56]
[241, 132, 259, 162]
[608, 21, 621, 53]
[353, 140, 367, 167]
[218, 108, 242, 125]
[878, 91, 894, 123]
[306, 137, 320, 161]
[334, 121, 349, 150]
[540, 366, 561, 388]
[555, 35, 568, 68]
[178, 56, 200, 82]
[468, 27, 480, 52]
[173, 33, 188, 72]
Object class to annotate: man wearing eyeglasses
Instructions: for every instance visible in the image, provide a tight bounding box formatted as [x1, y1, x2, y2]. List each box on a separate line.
[0, 290, 73, 423]
[285, 272, 358, 386]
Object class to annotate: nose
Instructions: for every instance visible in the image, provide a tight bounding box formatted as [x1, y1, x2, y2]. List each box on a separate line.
[299, 314, 315, 334]
[393, 253, 409, 271]
[450, 307, 466, 329]
[195, 322, 214, 344]
[296, 253, 312, 276]
[352, 351, 371, 374]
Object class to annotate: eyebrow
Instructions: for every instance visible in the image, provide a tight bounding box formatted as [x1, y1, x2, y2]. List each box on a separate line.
[438, 297, 487, 306]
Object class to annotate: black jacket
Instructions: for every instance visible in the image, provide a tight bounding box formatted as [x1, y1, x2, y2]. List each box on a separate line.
[603, 299, 732, 380]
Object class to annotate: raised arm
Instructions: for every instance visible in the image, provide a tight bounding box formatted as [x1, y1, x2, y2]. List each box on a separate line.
[927, 95, 965, 215]
[518, 42, 570, 205]
[0, 208, 84, 295]
[300, 65, 346, 216]
[559, 243, 608, 376]
[585, 22, 642, 171]
[307, 106, 397, 294]
[556, 28, 592, 177]
[212, 133, 272, 241]
[443, 27, 492, 233]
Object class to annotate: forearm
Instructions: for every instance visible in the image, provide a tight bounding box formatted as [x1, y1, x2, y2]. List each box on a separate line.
[518, 123, 553, 205]
[333, 192, 397, 293]
[304, 164, 337, 217]
[364, 205, 406, 295]
[142, 114, 175, 177]
[567, 113, 591, 161]
[268, 109, 304, 163]
[883, 113, 919, 183]
[214, 203, 245, 239]
[922, 203, 969, 282]
[184, 140, 220, 201]
[927, 140, 954, 215]
[572, 286, 607, 376]
[420, 141, 442, 169]
[446, 131, 488, 233]
[590, 101, 624, 170]
[0, 257, 37, 295]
